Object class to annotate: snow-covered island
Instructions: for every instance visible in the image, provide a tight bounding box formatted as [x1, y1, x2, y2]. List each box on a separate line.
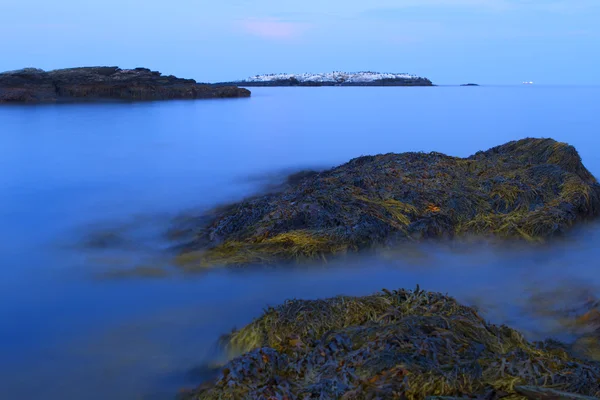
[215, 71, 433, 87]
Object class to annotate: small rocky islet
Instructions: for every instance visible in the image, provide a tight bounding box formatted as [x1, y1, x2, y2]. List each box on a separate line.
[0, 66, 250, 103]
[172, 138, 600, 270]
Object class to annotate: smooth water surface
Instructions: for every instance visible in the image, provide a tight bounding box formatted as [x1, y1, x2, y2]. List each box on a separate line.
[1, 86, 599, 399]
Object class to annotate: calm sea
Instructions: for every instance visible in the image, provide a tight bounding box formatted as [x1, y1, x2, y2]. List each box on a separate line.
[1, 86, 599, 399]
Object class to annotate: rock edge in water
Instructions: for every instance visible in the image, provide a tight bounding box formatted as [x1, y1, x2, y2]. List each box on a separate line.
[0, 67, 250, 103]
[182, 288, 600, 400]
[173, 138, 600, 269]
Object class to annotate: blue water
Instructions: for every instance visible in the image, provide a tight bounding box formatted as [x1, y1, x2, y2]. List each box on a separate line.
[1, 86, 600, 399]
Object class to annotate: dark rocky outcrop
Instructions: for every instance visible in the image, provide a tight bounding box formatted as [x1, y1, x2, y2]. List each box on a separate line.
[172, 138, 600, 269]
[181, 288, 600, 400]
[0, 67, 250, 103]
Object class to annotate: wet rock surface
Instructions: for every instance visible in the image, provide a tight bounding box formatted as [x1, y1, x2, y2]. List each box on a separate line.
[181, 288, 600, 400]
[173, 138, 600, 269]
[0, 67, 250, 103]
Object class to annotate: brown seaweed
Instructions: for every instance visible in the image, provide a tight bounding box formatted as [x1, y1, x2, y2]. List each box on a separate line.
[173, 138, 600, 269]
[181, 288, 600, 400]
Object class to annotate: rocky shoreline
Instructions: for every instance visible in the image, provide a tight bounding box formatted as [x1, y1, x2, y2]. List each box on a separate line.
[0, 67, 250, 103]
[171, 138, 600, 270]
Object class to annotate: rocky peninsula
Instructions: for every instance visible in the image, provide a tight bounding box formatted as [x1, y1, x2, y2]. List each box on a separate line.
[216, 72, 434, 87]
[183, 287, 600, 400]
[0, 67, 250, 103]
[172, 138, 600, 270]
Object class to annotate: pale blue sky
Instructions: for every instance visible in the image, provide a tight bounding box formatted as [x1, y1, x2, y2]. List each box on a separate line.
[2, 0, 598, 84]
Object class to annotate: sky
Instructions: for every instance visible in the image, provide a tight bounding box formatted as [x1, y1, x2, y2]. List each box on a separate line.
[1, 0, 599, 84]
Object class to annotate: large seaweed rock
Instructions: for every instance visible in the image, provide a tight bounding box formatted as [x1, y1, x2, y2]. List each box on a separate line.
[0, 67, 250, 103]
[182, 288, 600, 400]
[174, 138, 600, 268]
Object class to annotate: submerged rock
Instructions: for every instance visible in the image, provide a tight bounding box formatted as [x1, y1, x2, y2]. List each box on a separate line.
[0, 67, 250, 103]
[173, 138, 600, 269]
[181, 288, 600, 400]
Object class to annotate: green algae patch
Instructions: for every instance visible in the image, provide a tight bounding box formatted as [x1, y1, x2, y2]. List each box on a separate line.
[176, 230, 352, 269]
[173, 138, 600, 267]
[181, 288, 600, 400]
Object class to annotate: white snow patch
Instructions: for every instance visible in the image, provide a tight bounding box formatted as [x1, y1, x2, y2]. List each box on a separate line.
[243, 71, 424, 83]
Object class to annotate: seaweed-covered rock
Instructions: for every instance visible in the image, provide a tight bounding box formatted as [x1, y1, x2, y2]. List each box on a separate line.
[0, 67, 250, 103]
[174, 138, 600, 268]
[182, 288, 600, 400]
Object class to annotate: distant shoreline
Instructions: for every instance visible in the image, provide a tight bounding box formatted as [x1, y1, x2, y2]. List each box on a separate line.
[215, 79, 434, 87]
[214, 71, 434, 87]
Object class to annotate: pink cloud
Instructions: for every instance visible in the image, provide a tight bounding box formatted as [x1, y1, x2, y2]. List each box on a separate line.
[238, 18, 309, 40]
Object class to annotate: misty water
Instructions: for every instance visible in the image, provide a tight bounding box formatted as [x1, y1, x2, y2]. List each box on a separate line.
[1, 86, 600, 399]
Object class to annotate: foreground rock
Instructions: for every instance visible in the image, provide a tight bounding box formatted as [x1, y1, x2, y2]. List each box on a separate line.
[0, 67, 250, 103]
[181, 288, 600, 399]
[216, 71, 434, 87]
[173, 138, 600, 269]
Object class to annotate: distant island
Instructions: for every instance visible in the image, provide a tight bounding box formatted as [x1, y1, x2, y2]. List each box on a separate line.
[0, 67, 250, 104]
[461, 83, 480, 86]
[216, 71, 434, 87]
